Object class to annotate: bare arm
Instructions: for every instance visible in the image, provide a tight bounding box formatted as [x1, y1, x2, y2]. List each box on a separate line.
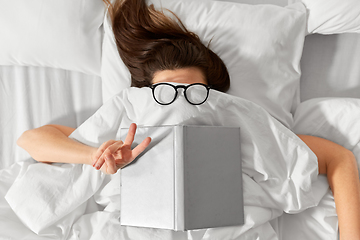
[298, 134, 360, 240]
[17, 123, 151, 174]
[17, 124, 95, 165]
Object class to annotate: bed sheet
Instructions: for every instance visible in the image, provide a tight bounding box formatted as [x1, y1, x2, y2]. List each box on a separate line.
[0, 65, 103, 169]
[0, 68, 352, 239]
[2, 87, 326, 239]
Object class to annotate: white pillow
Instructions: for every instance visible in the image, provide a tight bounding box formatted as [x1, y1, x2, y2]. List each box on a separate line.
[293, 98, 360, 156]
[101, 0, 307, 128]
[101, 12, 132, 99]
[0, 0, 105, 76]
[289, 0, 360, 34]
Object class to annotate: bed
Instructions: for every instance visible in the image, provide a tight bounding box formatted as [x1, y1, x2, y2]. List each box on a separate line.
[0, 0, 359, 239]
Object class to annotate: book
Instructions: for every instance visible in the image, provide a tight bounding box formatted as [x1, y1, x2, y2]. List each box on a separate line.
[120, 125, 244, 231]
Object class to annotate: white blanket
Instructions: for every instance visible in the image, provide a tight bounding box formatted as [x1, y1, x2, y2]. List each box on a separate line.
[3, 87, 325, 239]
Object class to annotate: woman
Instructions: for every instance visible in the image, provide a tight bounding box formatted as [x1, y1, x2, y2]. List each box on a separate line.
[17, 0, 360, 238]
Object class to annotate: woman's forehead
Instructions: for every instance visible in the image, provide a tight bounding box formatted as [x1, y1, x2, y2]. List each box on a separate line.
[152, 67, 206, 85]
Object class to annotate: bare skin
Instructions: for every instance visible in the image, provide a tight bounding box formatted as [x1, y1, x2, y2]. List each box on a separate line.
[298, 135, 360, 239]
[152, 67, 207, 85]
[17, 67, 360, 239]
[17, 123, 150, 175]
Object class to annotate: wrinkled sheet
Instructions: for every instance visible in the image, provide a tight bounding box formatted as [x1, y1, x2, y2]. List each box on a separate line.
[0, 65, 103, 239]
[3, 87, 326, 239]
[277, 98, 360, 240]
[0, 65, 103, 169]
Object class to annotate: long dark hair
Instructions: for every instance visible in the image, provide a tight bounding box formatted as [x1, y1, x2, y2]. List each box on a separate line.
[103, 0, 230, 92]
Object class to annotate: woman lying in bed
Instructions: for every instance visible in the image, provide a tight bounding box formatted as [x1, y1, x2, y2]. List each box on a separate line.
[17, 0, 360, 238]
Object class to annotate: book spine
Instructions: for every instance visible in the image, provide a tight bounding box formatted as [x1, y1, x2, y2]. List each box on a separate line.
[174, 125, 185, 231]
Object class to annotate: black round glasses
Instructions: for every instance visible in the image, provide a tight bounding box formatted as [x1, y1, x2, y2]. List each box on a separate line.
[150, 83, 211, 105]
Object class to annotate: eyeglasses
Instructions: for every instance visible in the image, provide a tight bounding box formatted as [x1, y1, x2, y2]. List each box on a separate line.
[150, 83, 211, 105]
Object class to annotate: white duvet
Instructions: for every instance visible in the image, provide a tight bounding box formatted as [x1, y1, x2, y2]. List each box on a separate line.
[2, 87, 327, 239]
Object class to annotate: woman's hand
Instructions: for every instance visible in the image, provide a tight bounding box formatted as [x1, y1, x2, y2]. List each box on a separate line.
[91, 123, 151, 174]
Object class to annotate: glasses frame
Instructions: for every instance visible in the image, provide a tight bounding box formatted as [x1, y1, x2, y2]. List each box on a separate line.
[150, 83, 211, 106]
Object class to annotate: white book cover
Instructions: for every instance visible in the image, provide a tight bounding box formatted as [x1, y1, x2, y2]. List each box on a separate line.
[120, 125, 244, 231]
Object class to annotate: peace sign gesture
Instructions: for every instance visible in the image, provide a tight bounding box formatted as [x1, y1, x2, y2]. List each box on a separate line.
[91, 123, 151, 174]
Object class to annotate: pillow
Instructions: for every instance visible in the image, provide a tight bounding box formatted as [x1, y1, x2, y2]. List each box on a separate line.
[0, 0, 105, 76]
[299, 33, 360, 101]
[101, 12, 132, 99]
[293, 98, 360, 159]
[101, 0, 307, 128]
[289, 0, 360, 34]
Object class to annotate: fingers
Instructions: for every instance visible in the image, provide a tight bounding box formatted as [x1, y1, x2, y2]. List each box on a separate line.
[93, 140, 123, 170]
[131, 137, 152, 159]
[92, 140, 116, 166]
[93, 123, 152, 174]
[114, 136, 152, 170]
[103, 154, 117, 174]
[124, 123, 137, 146]
[94, 136, 151, 172]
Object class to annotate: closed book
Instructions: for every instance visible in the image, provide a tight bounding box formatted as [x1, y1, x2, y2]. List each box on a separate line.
[120, 125, 244, 231]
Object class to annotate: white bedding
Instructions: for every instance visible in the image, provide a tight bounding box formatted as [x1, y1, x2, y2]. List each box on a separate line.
[0, 65, 102, 239]
[300, 33, 360, 101]
[1, 0, 360, 238]
[2, 88, 326, 239]
[0, 66, 103, 169]
[2, 67, 359, 239]
[281, 97, 360, 240]
[1, 61, 359, 240]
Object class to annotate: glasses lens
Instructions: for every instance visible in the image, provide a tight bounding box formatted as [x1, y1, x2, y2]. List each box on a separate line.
[153, 84, 177, 105]
[185, 84, 209, 105]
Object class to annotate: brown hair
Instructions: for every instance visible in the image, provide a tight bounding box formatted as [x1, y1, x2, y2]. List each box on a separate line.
[103, 0, 230, 92]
